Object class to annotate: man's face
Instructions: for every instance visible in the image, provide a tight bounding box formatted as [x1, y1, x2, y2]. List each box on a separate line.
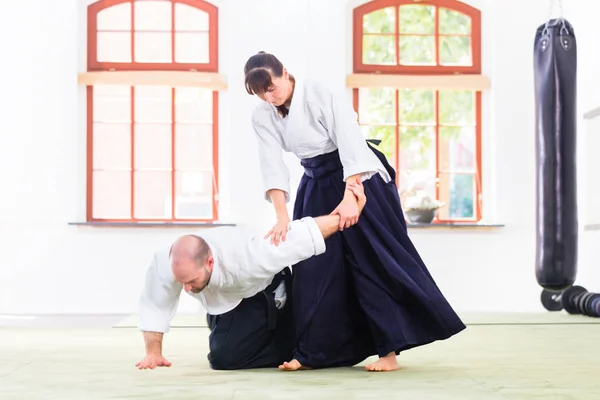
[172, 258, 213, 294]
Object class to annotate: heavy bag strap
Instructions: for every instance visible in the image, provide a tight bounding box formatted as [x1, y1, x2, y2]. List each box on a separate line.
[542, 0, 566, 36]
[539, 0, 573, 53]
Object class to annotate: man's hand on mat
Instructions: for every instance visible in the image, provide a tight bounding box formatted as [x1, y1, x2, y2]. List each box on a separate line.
[136, 354, 172, 370]
[265, 215, 290, 246]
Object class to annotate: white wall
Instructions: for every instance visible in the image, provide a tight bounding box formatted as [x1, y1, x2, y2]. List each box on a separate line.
[1, 0, 600, 315]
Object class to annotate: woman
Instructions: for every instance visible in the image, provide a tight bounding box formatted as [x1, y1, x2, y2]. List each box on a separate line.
[244, 51, 466, 372]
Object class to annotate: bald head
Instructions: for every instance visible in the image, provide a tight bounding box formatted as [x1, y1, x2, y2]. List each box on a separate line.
[170, 235, 213, 293]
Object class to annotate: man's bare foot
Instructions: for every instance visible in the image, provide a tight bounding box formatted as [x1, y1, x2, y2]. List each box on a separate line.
[278, 359, 312, 371]
[365, 352, 400, 372]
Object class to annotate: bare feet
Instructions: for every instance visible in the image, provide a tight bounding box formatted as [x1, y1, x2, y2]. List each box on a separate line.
[278, 359, 312, 371]
[365, 352, 400, 372]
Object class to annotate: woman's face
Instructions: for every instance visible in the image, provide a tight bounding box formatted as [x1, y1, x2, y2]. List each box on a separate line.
[256, 70, 292, 106]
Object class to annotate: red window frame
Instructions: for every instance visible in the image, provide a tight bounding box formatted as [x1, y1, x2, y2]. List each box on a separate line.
[86, 0, 219, 223]
[352, 0, 483, 222]
[87, 0, 219, 72]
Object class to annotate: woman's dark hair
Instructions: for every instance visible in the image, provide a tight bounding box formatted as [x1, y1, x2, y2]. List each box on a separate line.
[244, 51, 294, 117]
[243, 51, 284, 95]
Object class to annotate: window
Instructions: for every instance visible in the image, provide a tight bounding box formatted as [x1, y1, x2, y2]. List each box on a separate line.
[352, 0, 483, 223]
[84, 0, 220, 223]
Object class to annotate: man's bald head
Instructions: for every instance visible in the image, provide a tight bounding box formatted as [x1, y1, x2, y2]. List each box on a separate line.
[170, 235, 213, 293]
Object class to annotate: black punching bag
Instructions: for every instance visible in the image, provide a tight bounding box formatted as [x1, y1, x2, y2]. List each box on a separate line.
[533, 18, 578, 291]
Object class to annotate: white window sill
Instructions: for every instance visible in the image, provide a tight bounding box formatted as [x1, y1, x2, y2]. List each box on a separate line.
[407, 222, 505, 230]
[67, 221, 236, 228]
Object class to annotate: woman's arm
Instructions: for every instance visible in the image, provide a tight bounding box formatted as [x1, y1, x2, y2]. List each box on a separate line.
[252, 111, 292, 244]
[342, 174, 362, 204]
[264, 189, 290, 245]
[320, 86, 383, 184]
[268, 189, 289, 220]
[330, 173, 363, 230]
[316, 84, 380, 229]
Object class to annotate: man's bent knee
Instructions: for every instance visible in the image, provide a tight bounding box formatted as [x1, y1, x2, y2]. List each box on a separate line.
[207, 348, 246, 370]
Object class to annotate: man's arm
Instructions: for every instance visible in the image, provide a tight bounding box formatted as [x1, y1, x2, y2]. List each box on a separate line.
[242, 181, 367, 280]
[313, 214, 342, 240]
[136, 250, 182, 369]
[143, 332, 164, 355]
[138, 249, 182, 334]
[136, 331, 172, 369]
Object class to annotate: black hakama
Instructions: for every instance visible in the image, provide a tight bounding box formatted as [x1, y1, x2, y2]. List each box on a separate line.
[206, 268, 295, 370]
[290, 143, 466, 368]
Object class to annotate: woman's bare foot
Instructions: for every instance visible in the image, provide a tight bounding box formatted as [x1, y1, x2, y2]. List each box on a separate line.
[365, 352, 400, 372]
[278, 359, 312, 371]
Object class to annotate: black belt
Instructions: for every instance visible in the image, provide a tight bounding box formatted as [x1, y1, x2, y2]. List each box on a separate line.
[262, 267, 292, 330]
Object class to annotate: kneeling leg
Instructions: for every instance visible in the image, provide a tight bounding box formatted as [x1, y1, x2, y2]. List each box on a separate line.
[207, 295, 292, 370]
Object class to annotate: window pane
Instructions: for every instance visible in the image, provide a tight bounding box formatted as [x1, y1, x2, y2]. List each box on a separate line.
[97, 3, 132, 30]
[439, 90, 475, 125]
[398, 126, 436, 197]
[175, 87, 212, 122]
[93, 123, 131, 170]
[399, 89, 435, 124]
[439, 36, 472, 66]
[134, 123, 172, 170]
[439, 127, 476, 172]
[97, 32, 131, 63]
[358, 88, 395, 124]
[175, 4, 209, 31]
[363, 7, 395, 34]
[363, 35, 396, 65]
[439, 8, 471, 35]
[92, 171, 131, 219]
[399, 5, 435, 34]
[134, 86, 172, 123]
[359, 125, 395, 162]
[175, 32, 209, 63]
[93, 85, 131, 123]
[134, 171, 172, 219]
[175, 171, 213, 219]
[175, 123, 213, 170]
[134, 0, 171, 31]
[438, 173, 475, 219]
[134, 32, 171, 63]
[399, 35, 435, 65]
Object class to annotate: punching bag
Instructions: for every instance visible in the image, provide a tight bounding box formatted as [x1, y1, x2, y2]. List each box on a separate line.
[533, 17, 578, 291]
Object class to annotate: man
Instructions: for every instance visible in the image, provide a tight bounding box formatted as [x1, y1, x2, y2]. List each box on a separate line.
[135, 182, 366, 371]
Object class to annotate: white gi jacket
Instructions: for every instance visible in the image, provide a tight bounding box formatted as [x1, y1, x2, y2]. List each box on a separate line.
[251, 76, 391, 203]
[138, 217, 326, 333]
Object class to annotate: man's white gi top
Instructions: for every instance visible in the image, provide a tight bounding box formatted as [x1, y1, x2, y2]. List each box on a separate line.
[138, 217, 326, 333]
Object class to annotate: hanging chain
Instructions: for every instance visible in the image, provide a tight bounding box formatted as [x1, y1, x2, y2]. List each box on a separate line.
[558, 0, 564, 18]
[543, 0, 566, 35]
[546, 0, 564, 21]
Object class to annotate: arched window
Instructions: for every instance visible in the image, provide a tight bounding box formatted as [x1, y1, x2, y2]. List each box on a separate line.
[82, 0, 222, 224]
[351, 0, 485, 223]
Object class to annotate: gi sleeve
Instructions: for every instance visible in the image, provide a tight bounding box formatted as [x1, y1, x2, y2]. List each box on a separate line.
[320, 86, 382, 182]
[138, 250, 182, 333]
[252, 116, 291, 203]
[243, 217, 326, 280]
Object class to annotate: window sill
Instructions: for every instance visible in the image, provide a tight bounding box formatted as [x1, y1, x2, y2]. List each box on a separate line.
[68, 221, 504, 230]
[584, 224, 600, 232]
[407, 222, 505, 230]
[68, 221, 236, 228]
